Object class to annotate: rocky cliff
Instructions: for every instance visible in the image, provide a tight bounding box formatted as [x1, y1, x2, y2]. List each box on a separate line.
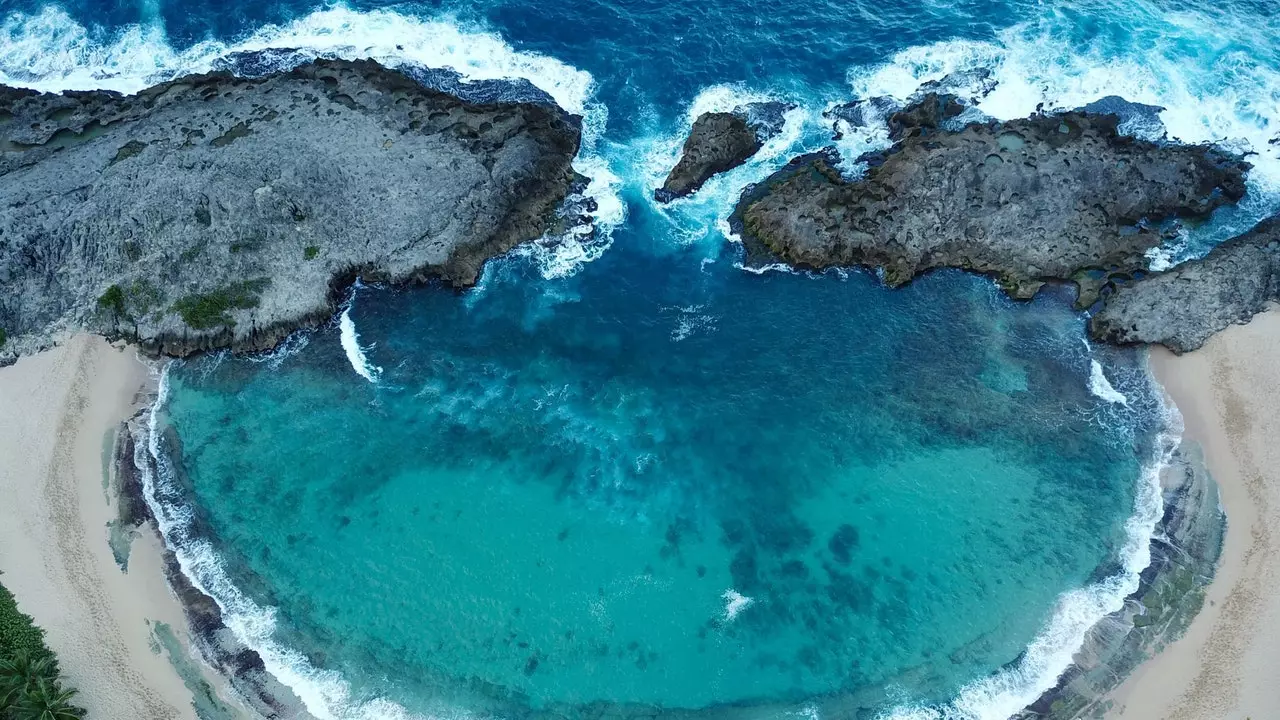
[0, 58, 581, 361]
[733, 94, 1249, 304]
[1090, 216, 1280, 353]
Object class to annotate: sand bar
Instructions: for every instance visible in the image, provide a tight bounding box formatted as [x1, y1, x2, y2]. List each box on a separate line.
[1112, 310, 1280, 719]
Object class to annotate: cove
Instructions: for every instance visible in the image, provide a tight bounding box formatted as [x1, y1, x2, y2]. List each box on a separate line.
[155, 234, 1163, 717]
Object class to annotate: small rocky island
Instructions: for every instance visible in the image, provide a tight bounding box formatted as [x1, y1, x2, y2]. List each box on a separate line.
[732, 93, 1249, 306]
[0, 58, 582, 361]
[655, 102, 791, 202]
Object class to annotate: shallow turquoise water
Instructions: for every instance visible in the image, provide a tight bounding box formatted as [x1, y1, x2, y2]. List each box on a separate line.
[159, 245, 1159, 716]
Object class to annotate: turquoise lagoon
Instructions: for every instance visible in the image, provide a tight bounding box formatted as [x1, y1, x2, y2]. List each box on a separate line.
[148, 241, 1165, 719]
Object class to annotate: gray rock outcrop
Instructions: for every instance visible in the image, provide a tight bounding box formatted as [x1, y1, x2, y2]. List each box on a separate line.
[1089, 216, 1280, 353]
[732, 95, 1249, 304]
[655, 102, 792, 202]
[0, 58, 582, 361]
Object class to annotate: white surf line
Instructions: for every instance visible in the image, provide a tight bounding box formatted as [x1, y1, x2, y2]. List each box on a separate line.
[339, 288, 382, 385]
[137, 365, 429, 720]
[881, 372, 1176, 720]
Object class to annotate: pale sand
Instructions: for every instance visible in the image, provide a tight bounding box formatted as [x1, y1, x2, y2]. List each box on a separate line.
[1112, 310, 1280, 720]
[0, 335, 226, 718]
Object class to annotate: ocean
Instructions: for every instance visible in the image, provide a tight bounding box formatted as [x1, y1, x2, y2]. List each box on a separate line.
[2, 0, 1277, 717]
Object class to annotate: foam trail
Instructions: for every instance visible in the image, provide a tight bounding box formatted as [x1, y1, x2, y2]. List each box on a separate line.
[880, 375, 1177, 720]
[1089, 360, 1129, 406]
[339, 304, 382, 384]
[135, 365, 430, 720]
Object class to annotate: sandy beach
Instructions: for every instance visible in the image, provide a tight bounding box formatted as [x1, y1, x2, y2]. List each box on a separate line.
[0, 335, 220, 719]
[1111, 310, 1280, 719]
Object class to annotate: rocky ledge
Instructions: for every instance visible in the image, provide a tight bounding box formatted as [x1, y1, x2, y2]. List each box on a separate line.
[0, 58, 582, 361]
[1090, 216, 1280, 353]
[732, 93, 1249, 305]
[655, 102, 791, 202]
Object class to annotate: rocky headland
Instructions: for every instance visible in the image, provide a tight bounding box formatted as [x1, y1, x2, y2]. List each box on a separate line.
[732, 93, 1250, 306]
[0, 58, 582, 362]
[655, 101, 792, 202]
[1090, 216, 1280, 353]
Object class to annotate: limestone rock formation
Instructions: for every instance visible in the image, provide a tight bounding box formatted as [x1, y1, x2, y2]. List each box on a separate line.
[1090, 216, 1280, 353]
[655, 101, 792, 202]
[0, 58, 582, 361]
[732, 95, 1249, 303]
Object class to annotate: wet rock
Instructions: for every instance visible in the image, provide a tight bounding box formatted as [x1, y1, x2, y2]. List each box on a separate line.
[1077, 95, 1166, 138]
[0, 58, 581, 361]
[1090, 216, 1280, 353]
[886, 92, 966, 140]
[655, 101, 793, 202]
[825, 96, 900, 139]
[914, 68, 998, 101]
[732, 95, 1249, 303]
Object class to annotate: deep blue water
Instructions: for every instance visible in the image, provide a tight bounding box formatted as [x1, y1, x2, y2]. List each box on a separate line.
[3, 0, 1278, 718]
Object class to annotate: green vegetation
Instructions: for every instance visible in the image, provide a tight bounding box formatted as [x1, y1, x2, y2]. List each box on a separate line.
[304, 245, 320, 260]
[124, 280, 162, 317]
[0, 329, 6, 349]
[171, 279, 270, 330]
[96, 281, 163, 322]
[96, 285, 126, 316]
[0, 581, 85, 719]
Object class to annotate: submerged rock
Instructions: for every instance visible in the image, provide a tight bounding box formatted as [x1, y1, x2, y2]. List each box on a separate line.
[655, 101, 793, 202]
[1090, 216, 1280, 353]
[915, 68, 998, 101]
[0, 58, 582, 361]
[733, 95, 1249, 302]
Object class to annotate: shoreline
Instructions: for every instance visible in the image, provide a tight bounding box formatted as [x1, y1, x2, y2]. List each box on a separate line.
[1, 315, 1275, 720]
[1107, 310, 1280, 719]
[0, 335, 246, 718]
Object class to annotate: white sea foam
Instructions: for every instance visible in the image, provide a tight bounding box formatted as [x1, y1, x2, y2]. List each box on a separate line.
[1089, 360, 1130, 406]
[0, 4, 621, 280]
[722, 588, 754, 622]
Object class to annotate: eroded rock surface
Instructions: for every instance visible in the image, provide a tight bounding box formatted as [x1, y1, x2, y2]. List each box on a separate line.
[733, 95, 1249, 302]
[0, 58, 581, 360]
[1090, 216, 1280, 353]
[656, 102, 791, 202]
